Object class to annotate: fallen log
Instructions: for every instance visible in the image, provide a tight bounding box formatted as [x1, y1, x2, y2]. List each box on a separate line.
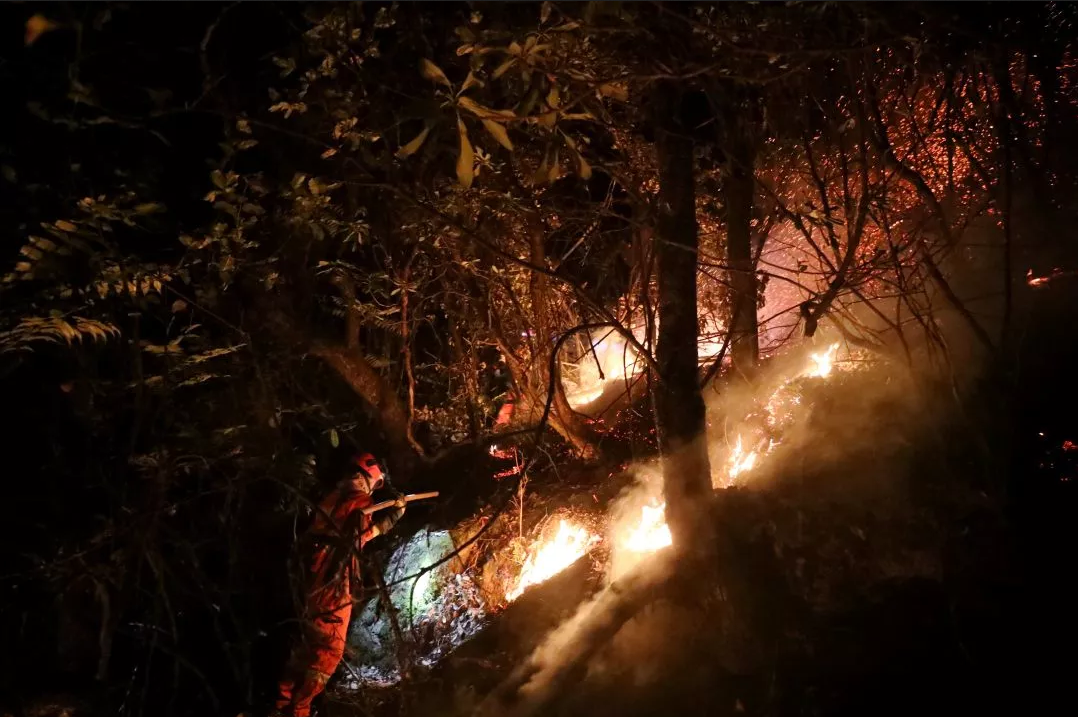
[473, 551, 678, 717]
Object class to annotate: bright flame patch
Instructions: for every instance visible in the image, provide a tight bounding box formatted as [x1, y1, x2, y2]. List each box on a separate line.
[805, 342, 841, 378]
[505, 519, 600, 601]
[727, 434, 759, 480]
[623, 502, 673, 553]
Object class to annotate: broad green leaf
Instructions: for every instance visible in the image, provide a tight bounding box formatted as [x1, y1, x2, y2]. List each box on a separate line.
[31, 236, 57, 252]
[518, 86, 541, 116]
[493, 57, 516, 79]
[458, 96, 515, 120]
[482, 119, 514, 151]
[599, 82, 629, 102]
[532, 150, 550, 186]
[25, 14, 58, 46]
[456, 118, 474, 188]
[396, 125, 432, 158]
[548, 148, 561, 183]
[420, 58, 452, 88]
[460, 71, 483, 94]
[578, 155, 592, 179]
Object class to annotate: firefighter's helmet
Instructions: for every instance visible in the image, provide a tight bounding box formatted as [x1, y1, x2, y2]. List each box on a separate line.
[351, 452, 386, 491]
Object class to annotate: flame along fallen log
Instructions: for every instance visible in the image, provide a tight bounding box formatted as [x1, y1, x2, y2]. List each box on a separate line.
[473, 551, 678, 717]
[460, 491, 789, 717]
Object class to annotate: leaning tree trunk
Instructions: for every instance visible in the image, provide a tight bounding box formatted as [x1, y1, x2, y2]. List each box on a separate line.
[653, 81, 715, 555]
[310, 273, 424, 482]
[525, 220, 599, 458]
[724, 123, 759, 379]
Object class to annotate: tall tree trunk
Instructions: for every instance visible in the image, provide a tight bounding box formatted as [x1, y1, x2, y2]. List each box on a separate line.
[447, 304, 483, 439]
[724, 125, 759, 379]
[653, 82, 715, 555]
[311, 344, 421, 479]
[310, 273, 425, 481]
[526, 220, 598, 458]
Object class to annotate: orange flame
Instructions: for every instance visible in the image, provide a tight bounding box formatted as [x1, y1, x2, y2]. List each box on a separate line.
[727, 434, 758, 480]
[1026, 267, 1076, 287]
[804, 342, 841, 378]
[623, 502, 672, 553]
[505, 519, 600, 601]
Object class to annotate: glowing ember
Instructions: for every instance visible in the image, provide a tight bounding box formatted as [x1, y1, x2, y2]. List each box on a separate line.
[1026, 267, 1075, 288]
[1027, 269, 1050, 287]
[804, 343, 841, 378]
[727, 434, 758, 480]
[565, 385, 606, 408]
[564, 329, 644, 409]
[505, 519, 600, 601]
[623, 502, 672, 553]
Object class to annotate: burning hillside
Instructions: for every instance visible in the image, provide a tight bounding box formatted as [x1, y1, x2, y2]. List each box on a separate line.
[343, 337, 873, 689]
[505, 519, 602, 602]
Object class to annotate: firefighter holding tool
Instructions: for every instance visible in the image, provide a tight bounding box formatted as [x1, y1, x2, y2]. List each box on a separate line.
[272, 453, 406, 717]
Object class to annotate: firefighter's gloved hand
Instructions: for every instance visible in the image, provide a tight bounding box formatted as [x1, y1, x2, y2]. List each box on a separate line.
[374, 504, 405, 536]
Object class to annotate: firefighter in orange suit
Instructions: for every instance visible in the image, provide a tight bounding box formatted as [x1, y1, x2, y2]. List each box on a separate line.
[273, 453, 405, 717]
[489, 393, 523, 479]
[493, 393, 515, 431]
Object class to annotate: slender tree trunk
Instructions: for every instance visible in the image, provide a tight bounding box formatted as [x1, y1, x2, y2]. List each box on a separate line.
[399, 253, 422, 449]
[310, 273, 424, 480]
[447, 306, 483, 439]
[653, 81, 714, 555]
[724, 127, 759, 379]
[525, 219, 598, 458]
[311, 344, 420, 477]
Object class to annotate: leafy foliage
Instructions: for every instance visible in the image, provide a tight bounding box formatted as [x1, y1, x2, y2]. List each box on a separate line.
[1, 2, 1074, 714]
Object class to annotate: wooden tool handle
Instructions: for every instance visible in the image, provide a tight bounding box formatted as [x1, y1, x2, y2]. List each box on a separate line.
[361, 491, 440, 515]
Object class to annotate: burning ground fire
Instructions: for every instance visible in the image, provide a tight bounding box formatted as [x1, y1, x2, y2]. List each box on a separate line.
[727, 434, 759, 480]
[506, 519, 602, 602]
[1027, 267, 1076, 288]
[715, 342, 845, 487]
[509, 342, 855, 601]
[505, 502, 674, 605]
[623, 502, 673, 553]
[806, 342, 840, 378]
[348, 340, 862, 687]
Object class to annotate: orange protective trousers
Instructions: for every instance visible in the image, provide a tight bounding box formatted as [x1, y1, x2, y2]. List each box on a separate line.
[275, 486, 373, 717]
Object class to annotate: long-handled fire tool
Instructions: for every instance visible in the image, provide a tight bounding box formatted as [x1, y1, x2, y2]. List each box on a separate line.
[360, 491, 440, 515]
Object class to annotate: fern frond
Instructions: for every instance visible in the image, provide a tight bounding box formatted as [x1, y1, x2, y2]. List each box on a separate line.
[0, 316, 120, 354]
[183, 344, 247, 366]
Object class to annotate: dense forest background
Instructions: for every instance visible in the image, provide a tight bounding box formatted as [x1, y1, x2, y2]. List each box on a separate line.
[2, 2, 1077, 716]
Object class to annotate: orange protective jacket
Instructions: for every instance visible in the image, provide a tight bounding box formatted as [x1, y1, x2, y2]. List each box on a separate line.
[275, 481, 379, 717]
